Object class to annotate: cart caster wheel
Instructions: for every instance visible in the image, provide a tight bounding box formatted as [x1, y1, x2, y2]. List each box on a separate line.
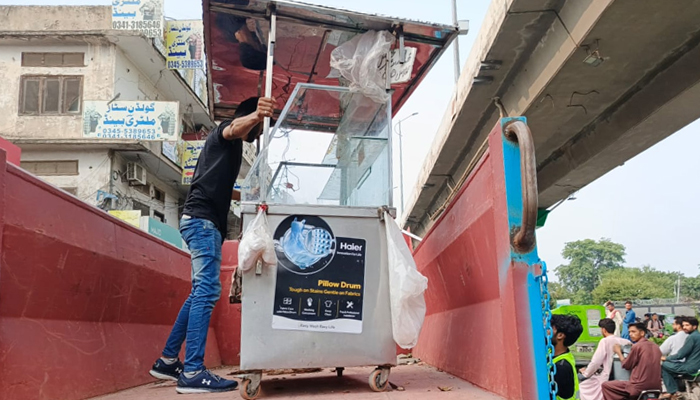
[240, 379, 261, 400]
[369, 368, 390, 392]
[336, 367, 344, 377]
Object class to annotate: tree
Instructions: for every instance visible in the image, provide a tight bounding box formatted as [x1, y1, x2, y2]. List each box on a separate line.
[680, 276, 700, 301]
[548, 282, 573, 308]
[555, 238, 626, 304]
[591, 266, 677, 304]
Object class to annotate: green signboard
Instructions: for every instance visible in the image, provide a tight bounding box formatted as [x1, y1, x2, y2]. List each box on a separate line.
[143, 217, 184, 249]
[552, 305, 606, 345]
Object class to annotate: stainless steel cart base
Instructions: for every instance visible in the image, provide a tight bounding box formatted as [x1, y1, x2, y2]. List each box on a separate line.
[237, 365, 392, 399]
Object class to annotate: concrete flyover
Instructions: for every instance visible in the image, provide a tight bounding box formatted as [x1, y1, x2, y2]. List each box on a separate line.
[405, 0, 700, 237]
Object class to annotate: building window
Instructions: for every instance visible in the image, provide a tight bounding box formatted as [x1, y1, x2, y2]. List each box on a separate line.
[132, 200, 150, 217]
[60, 187, 78, 196]
[22, 52, 85, 67]
[133, 183, 151, 196]
[153, 187, 165, 203]
[153, 210, 165, 223]
[19, 76, 83, 115]
[21, 160, 79, 176]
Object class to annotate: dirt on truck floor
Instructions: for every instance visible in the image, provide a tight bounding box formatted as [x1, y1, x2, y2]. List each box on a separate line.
[90, 364, 506, 400]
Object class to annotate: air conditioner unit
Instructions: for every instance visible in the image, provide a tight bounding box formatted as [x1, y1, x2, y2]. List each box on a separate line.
[126, 162, 147, 186]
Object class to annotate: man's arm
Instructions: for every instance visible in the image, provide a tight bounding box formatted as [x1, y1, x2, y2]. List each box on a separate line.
[613, 343, 626, 364]
[621, 345, 639, 370]
[581, 342, 608, 377]
[667, 335, 696, 361]
[232, 189, 241, 202]
[660, 336, 673, 356]
[222, 97, 275, 141]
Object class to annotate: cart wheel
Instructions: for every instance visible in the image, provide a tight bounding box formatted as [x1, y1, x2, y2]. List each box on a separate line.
[240, 379, 261, 400]
[336, 367, 344, 377]
[369, 368, 389, 392]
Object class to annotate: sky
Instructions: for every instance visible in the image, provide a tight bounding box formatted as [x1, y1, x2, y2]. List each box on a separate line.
[7, 0, 699, 278]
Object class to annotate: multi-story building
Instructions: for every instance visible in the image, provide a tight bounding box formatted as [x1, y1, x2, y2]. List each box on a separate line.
[0, 6, 254, 239]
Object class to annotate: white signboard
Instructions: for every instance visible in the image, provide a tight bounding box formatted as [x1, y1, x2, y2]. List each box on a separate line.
[380, 47, 417, 85]
[111, 0, 164, 38]
[162, 141, 179, 164]
[83, 101, 179, 141]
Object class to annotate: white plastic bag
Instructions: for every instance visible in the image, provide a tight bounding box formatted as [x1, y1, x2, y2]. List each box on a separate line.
[384, 212, 428, 349]
[329, 30, 394, 104]
[238, 209, 277, 272]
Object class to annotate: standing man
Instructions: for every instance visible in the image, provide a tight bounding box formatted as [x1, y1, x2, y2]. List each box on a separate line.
[550, 314, 584, 400]
[606, 301, 623, 337]
[660, 317, 700, 399]
[621, 301, 636, 340]
[149, 97, 275, 394]
[601, 322, 662, 400]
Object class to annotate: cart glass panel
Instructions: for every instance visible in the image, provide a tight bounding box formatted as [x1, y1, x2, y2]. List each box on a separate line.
[242, 84, 392, 207]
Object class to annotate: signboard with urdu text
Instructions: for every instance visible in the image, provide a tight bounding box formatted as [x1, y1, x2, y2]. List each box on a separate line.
[82, 101, 179, 141]
[111, 0, 164, 38]
[181, 140, 205, 185]
[166, 20, 205, 70]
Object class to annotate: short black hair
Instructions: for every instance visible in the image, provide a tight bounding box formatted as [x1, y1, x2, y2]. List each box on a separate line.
[625, 301, 632, 305]
[551, 314, 583, 347]
[675, 316, 686, 325]
[232, 97, 264, 143]
[599, 318, 616, 335]
[685, 317, 699, 327]
[240, 43, 267, 71]
[629, 322, 647, 333]
[233, 97, 260, 119]
[605, 301, 614, 307]
[652, 313, 658, 316]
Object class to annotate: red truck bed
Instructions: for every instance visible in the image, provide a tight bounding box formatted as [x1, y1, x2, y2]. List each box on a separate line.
[89, 365, 503, 400]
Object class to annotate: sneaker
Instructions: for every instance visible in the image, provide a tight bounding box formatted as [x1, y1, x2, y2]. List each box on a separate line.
[149, 358, 184, 381]
[176, 369, 238, 394]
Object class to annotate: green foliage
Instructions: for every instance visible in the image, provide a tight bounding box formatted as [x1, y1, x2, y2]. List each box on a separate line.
[591, 266, 678, 304]
[650, 336, 668, 346]
[548, 282, 573, 308]
[681, 276, 700, 301]
[555, 239, 626, 304]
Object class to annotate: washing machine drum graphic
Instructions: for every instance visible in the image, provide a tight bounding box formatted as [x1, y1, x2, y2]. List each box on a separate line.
[280, 219, 335, 270]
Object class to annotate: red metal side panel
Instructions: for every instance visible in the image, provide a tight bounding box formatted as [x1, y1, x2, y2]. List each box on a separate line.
[0, 136, 20, 165]
[0, 163, 222, 400]
[412, 124, 529, 400]
[213, 241, 242, 366]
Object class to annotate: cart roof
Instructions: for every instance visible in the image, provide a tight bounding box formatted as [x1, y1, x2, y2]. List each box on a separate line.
[203, 0, 457, 122]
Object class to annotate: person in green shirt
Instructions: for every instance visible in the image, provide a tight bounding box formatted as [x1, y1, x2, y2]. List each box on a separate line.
[661, 316, 700, 399]
[550, 314, 584, 400]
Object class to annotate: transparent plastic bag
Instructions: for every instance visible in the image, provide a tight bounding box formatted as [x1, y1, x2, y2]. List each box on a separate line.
[329, 30, 394, 104]
[238, 209, 277, 272]
[384, 212, 428, 349]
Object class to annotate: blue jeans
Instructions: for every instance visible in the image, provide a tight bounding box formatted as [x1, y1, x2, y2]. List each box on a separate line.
[162, 217, 222, 372]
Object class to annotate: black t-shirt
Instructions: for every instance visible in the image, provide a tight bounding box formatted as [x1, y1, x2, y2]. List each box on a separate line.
[553, 356, 575, 399]
[182, 120, 242, 241]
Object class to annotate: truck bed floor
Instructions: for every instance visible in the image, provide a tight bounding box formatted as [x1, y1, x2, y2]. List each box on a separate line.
[89, 364, 505, 399]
